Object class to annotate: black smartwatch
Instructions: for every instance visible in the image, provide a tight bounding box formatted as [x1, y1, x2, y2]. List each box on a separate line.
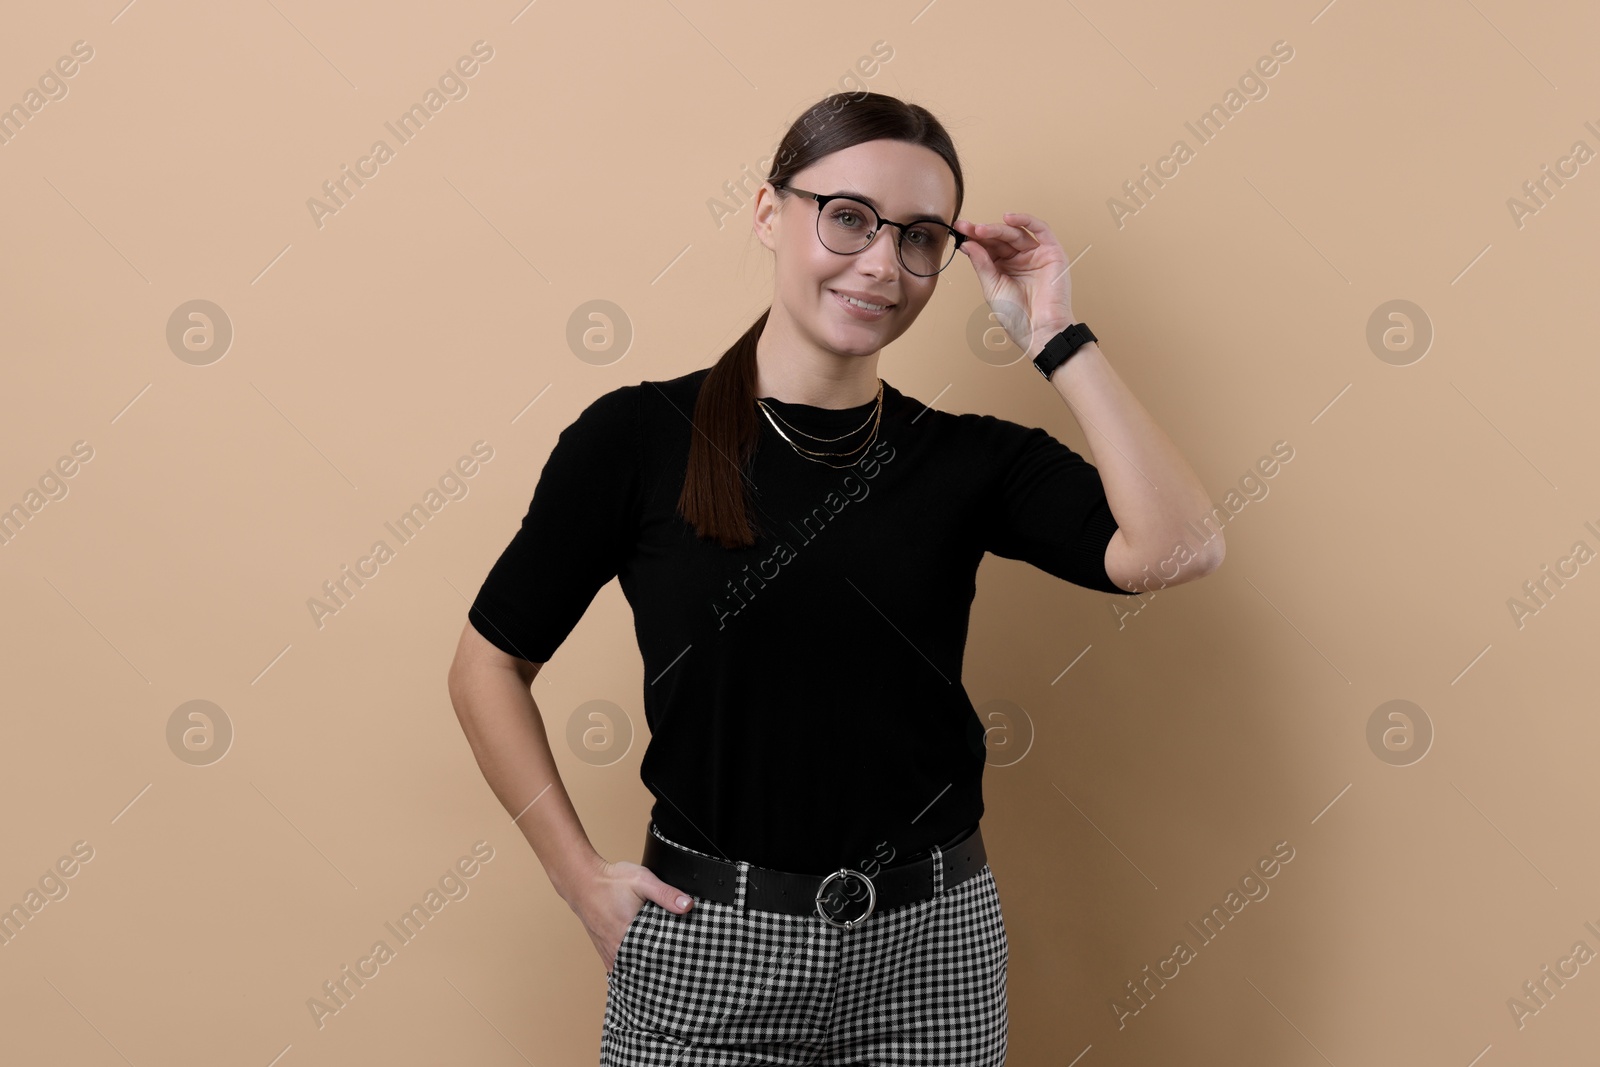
[1033, 322, 1097, 381]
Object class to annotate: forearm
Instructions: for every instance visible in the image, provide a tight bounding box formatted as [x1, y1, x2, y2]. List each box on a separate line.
[1036, 336, 1222, 571]
[448, 664, 603, 906]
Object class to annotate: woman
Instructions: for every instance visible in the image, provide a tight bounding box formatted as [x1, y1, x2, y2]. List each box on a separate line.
[447, 91, 1222, 1064]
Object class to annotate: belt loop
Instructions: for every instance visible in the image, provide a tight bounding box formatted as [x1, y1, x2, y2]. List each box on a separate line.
[931, 844, 945, 897]
[735, 859, 750, 911]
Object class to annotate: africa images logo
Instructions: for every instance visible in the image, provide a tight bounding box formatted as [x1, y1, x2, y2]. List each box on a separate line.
[709, 438, 896, 630]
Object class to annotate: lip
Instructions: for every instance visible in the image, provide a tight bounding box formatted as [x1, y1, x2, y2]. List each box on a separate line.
[830, 288, 895, 319]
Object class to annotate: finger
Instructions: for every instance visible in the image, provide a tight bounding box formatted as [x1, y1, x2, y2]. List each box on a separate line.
[1002, 210, 1053, 238]
[1002, 210, 1061, 246]
[960, 233, 998, 277]
[970, 218, 1041, 258]
[659, 885, 694, 911]
[955, 218, 1005, 255]
[960, 223, 1020, 264]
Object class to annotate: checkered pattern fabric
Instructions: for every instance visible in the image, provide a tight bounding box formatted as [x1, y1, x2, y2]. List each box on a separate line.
[600, 823, 1009, 1065]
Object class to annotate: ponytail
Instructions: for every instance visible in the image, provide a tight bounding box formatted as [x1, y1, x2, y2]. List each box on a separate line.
[675, 308, 768, 549]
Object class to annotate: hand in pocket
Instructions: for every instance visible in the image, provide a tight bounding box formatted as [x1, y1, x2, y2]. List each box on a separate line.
[580, 858, 694, 974]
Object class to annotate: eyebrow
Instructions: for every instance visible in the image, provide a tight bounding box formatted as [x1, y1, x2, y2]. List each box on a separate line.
[832, 189, 950, 225]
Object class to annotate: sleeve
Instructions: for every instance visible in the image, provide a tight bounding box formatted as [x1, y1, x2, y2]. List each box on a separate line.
[467, 384, 642, 663]
[977, 415, 1132, 595]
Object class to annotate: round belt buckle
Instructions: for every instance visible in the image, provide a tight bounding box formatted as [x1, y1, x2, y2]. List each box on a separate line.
[815, 868, 876, 929]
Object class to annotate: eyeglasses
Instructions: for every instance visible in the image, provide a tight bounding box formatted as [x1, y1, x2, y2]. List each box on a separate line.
[773, 182, 966, 277]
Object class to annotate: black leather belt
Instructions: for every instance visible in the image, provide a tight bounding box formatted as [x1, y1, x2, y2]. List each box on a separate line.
[640, 822, 986, 929]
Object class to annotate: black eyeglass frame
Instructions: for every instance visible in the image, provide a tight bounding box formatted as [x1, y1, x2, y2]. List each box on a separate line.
[772, 182, 968, 277]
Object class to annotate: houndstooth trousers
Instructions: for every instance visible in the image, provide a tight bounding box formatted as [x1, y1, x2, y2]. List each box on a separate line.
[600, 823, 1009, 1065]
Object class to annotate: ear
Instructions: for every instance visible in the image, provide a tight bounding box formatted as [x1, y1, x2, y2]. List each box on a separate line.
[751, 183, 780, 252]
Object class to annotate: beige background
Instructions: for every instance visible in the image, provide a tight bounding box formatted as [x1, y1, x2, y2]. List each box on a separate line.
[3, 0, 1598, 1063]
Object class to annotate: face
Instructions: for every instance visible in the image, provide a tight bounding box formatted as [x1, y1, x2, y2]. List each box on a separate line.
[753, 139, 959, 360]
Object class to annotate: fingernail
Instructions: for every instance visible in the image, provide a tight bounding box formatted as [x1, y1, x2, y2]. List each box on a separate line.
[676, 895, 691, 909]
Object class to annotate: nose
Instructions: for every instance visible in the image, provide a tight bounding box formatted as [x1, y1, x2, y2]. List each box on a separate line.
[857, 226, 902, 278]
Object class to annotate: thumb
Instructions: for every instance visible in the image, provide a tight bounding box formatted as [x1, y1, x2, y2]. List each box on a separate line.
[649, 879, 695, 912]
[960, 238, 998, 286]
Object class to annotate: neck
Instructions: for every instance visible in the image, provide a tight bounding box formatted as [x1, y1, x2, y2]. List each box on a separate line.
[753, 311, 882, 408]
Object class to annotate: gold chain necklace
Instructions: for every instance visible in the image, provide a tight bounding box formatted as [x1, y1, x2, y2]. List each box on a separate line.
[757, 379, 883, 441]
[755, 379, 884, 468]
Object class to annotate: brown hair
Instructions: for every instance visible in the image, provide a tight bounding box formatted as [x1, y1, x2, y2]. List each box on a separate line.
[675, 91, 966, 548]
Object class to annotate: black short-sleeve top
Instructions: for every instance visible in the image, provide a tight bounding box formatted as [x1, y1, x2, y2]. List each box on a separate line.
[468, 366, 1127, 875]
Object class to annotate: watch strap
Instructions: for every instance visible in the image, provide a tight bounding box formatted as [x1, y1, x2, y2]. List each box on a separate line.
[1033, 322, 1097, 380]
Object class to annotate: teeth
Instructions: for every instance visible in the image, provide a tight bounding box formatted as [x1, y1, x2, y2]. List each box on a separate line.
[838, 292, 888, 311]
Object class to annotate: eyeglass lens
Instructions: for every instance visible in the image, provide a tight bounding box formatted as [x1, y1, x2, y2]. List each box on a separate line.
[816, 198, 956, 276]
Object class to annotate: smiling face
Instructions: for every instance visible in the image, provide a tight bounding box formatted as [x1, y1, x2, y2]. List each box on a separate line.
[754, 139, 960, 362]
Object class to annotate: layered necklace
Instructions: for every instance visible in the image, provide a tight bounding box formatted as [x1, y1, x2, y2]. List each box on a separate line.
[755, 378, 885, 469]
